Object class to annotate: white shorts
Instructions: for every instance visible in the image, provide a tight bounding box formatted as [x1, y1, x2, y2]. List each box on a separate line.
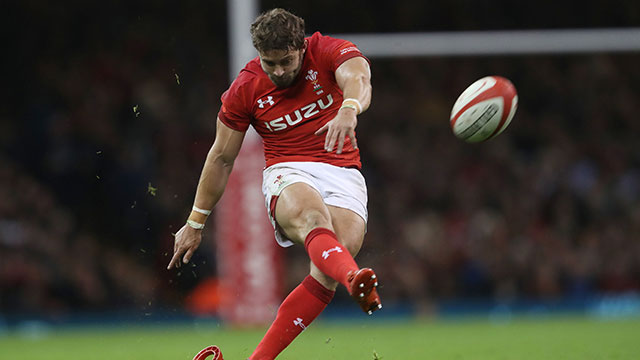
[262, 161, 368, 247]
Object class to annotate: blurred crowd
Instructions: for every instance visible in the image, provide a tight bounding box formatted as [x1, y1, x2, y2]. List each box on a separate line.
[0, 156, 157, 312]
[1, 1, 639, 316]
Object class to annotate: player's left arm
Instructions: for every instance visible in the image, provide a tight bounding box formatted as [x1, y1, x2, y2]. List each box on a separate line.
[314, 56, 372, 154]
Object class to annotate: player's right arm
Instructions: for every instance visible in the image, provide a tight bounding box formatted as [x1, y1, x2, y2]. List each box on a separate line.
[167, 118, 246, 269]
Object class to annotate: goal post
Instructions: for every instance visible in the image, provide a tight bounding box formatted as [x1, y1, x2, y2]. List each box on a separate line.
[332, 28, 640, 57]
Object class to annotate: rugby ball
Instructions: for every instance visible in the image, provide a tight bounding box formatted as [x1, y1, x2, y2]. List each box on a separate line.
[450, 76, 518, 143]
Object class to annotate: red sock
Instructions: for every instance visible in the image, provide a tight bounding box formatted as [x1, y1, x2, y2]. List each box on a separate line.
[304, 227, 359, 289]
[250, 275, 334, 360]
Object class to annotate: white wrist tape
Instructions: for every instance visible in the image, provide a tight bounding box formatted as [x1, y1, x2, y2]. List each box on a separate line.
[186, 219, 205, 230]
[192, 206, 212, 216]
[341, 98, 362, 114]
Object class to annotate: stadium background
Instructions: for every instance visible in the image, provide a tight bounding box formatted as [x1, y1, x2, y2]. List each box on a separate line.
[1, 0, 640, 344]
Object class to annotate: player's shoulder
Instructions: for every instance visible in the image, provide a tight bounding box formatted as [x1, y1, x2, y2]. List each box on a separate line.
[226, 57, 267, 96]
[306, 31, 350, 50]
[234, 58, 262, 87]
[306, 32, 366, 71]
[307, 32, 364, 61]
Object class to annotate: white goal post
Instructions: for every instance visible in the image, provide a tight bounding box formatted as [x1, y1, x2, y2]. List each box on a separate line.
[331, 28, 640, 57]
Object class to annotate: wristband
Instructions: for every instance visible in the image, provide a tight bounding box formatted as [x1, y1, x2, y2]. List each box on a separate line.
[192, 206, 212, 216]
[187, 219, 205, 230]
[340, 103, 358, 113]
[341, 98, 362, 114]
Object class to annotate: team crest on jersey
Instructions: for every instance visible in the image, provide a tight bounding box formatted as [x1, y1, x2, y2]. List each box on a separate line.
[305, 69, 324, 95]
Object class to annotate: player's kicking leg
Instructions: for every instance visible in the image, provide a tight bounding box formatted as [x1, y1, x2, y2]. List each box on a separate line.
[247, 183, 381, 359]
[325, 205, 382, 315]
[278, 184, 382, 312]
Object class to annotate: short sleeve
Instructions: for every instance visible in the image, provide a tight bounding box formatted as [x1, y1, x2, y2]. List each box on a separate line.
[312, 33, 370, 73]
[217, 76, 252, 132]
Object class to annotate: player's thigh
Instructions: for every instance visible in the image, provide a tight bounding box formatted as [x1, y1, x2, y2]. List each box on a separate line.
[327, 205, 366, 256]
[274, 182, 333, 245]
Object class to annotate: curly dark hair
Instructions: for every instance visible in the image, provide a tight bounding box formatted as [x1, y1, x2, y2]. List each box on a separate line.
[250, 8, 305, 53]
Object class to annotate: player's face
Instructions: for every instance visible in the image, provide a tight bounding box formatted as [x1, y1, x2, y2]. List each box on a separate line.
[259, 47, 305, 88]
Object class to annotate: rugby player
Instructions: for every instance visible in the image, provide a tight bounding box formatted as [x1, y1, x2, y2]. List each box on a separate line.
[168, 8, 382, 360]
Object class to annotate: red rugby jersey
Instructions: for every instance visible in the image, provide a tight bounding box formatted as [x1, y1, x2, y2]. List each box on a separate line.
[217, 32, 368, 169]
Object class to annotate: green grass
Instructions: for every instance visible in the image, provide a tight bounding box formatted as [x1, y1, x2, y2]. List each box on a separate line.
[1, 316, 639, 359]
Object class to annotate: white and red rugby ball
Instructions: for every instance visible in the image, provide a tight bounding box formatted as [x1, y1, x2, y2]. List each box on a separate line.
[450, 76, 518, 143]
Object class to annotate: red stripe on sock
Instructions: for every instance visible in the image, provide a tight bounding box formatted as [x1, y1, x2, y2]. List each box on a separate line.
[302, 275, 335, 304]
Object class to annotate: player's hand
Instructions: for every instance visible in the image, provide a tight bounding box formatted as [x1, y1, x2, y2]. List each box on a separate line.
[167, 224, 202, 269]
[314, 108, 358, 154]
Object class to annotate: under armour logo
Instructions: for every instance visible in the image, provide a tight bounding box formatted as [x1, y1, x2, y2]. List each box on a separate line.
[322, 246, 343, 260]
[257, 96, 274, 108]
[293, 317, 307, 330]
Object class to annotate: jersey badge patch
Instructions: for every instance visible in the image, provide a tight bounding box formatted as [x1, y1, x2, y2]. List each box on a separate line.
[305, 69, 324, 95]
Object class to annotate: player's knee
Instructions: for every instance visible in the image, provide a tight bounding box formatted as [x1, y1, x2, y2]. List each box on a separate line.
[281, 207, 332, 243]
[302, 208, 332, 229]
[296, 208, 332, 238]
[342, 238, 362, 257]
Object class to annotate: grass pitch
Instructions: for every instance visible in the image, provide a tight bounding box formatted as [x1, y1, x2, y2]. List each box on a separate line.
[1, 316, 639, 359]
